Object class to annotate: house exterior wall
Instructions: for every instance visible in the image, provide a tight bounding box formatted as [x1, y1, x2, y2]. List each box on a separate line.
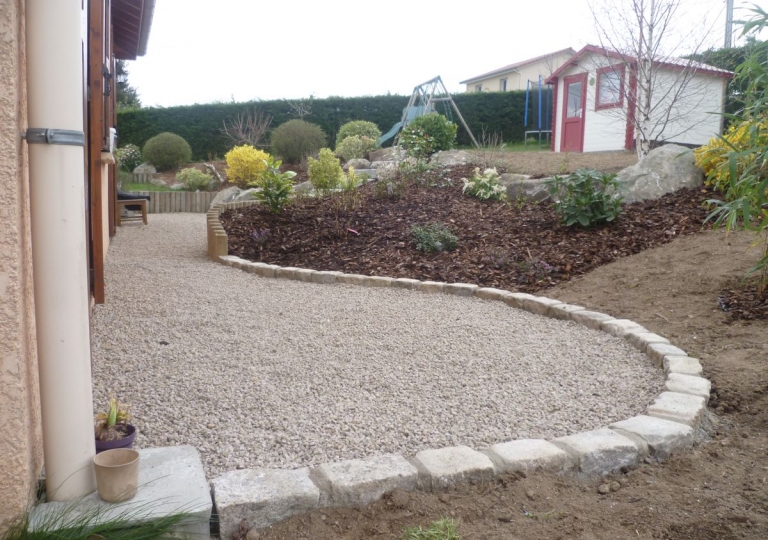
[0, 0, 44, 531]
[464, 51, 574, 93]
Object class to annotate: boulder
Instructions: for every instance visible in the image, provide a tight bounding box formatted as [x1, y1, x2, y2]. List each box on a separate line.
[499, 173, 552, 202]
[293, 181, 313, 194]
[370, 160, 397, 169]
[369, 147, 404, 162]
[234, 188, 260, 202]
[344, 158, 371, 170]
[617, 144, 704, 203]
[209, 186, 242, 208]
[431, 150, 473, 166]
[150, 177, 168, 187]
[132, 161, 156, 175]
[169, 183, 185, 190]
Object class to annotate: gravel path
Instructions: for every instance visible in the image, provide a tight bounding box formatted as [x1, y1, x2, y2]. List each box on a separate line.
[92, 214, 664, 479]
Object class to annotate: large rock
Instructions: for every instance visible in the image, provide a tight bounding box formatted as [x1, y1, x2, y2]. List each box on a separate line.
[430, 150, 473, 166]
[369, 147, 404, 162]
[210, 186, 242, 208]
[344, 158, 371, 170]
[617, 144, 704, 203]
[150, 177, 168, 187]
[499, 174, 552, 202]
[133, 161, 156, 174]
[234, 188, 261, 202]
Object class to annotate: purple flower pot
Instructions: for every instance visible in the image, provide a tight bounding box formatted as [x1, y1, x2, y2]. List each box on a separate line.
[95, 424, 137, 454]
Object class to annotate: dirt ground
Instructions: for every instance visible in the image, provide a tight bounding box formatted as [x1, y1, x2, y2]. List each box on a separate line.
[472, 149, 638, 176]
[250, 229, 768, 540]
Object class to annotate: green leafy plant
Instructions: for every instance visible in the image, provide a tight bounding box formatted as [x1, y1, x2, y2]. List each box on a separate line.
[270, 119, 327, 164]
[94, 397, 130, 442]
[335, 135, 376, 161]
[307, 148, 343, 195]
[225, 145, 270, 188]
[141, 132, 192, 172]
[546, 168, 623, 227]
[461, 167, 507, 201]
[399, 113, 458, 158]
[402, 517, 460, 540]
[411, 222, 458, 253]
[336, 120, 382, 146]
[115, 144, 142, 172]
[175, 167, 212, 191]
[253, 156, 295, 213]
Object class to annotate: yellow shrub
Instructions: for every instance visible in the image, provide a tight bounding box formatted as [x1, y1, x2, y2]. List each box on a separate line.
[225, 145, 270, 188]
[694, 118, 768, 193]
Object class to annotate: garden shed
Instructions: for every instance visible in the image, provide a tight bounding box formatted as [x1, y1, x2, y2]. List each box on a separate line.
[545, 45, 732, 153]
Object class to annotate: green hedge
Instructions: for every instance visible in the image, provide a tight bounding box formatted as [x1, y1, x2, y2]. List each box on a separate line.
[117, 92, 531, 161]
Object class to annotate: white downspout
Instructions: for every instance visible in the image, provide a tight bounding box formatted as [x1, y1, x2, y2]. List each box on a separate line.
[26, 0, 96, 500]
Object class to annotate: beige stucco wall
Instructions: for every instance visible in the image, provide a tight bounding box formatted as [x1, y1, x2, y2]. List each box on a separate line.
[0, 0, 44, 531]
[464, 51, 575, 93]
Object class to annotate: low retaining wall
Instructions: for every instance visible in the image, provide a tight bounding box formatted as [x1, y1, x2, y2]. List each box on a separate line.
[207, 203, 712, 538]
[130, 191, 217, 214]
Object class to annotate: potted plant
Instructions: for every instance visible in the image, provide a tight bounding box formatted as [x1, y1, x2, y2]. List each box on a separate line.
[94, 397, 136, 453]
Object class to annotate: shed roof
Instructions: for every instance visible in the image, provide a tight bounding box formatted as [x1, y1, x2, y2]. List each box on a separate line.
[459, 48, 577, 84]
[113, 0, 155, 60]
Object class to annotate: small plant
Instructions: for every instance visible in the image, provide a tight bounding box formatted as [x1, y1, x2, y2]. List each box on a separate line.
[94, 397, 130, 442]
[270, 119, 327, 164]
[402, 517, 460, 540]
[252, 228, 270, 243]
[307, 148, 343, 195]
[546, 168, 623, 227]
[252, 156, 295, 213]
[336, 120, 382, 146]
[399, 113, 458, 158]
[411, 222, 458, 253]
[225, 145, 270, 189]
[175, 167, 212, 191]
[462, 167, 507, 201]
[115, 143, 142, 172]
[141, 132, 192, 171]
[472, 128, 507, 169]
[335, 135, 376, 161]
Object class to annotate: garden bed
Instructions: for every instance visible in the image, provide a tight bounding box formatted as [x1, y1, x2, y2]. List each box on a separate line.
[221, 163, 712, 293]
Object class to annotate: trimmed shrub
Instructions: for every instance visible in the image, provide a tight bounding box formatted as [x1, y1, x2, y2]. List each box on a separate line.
[270, 119, 326, 164]
[546, 168, 623, 227]
[225, 145, 270, 188]
[335, 135, 376, 161]
[307, 148, 343, 195]
[399, 113, 458, 158]
[115, 144, 142, 172]
[141, 132, 192, 171]
[176, 168, 213, 191]
[411, 222, 458, 252]
[336, 120, 382, 146]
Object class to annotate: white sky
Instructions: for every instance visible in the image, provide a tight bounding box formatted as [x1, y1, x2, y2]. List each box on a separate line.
[128, 0, 765, 107]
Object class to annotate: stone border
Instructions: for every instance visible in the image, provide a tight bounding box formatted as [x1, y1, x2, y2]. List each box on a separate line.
[206, 203, 711, 538]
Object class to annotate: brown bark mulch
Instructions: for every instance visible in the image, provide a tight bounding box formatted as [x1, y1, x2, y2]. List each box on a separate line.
[220, 164, 714, 294]
[719, 282, 768, 321]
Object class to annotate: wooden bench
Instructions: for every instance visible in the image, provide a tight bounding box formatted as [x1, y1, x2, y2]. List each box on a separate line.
[116, 198, 148, 226]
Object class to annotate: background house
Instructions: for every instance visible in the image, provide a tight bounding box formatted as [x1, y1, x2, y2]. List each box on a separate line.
[546, 45, 731, 153]
[0, 0, 154, 529]
[460, 48, 576, 93]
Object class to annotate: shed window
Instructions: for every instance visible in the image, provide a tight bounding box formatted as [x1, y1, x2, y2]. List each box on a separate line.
[475, 84, 482, 93]
[596, 65, 624, 110]
[500, 78, 507, 91]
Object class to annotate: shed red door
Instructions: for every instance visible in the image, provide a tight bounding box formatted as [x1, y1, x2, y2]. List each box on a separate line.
[560, 73, 587, 152]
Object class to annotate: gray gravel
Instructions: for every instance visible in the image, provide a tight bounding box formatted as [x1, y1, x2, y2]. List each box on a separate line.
[91, 213, 664, 479]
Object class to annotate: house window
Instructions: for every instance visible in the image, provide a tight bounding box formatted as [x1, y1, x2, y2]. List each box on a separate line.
[596, 64, 625, 110]
[500, 78, 507, 91]
[475, 84, 482, 93]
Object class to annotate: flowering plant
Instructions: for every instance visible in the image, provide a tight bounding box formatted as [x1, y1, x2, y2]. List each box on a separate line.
[462, 167, 507, 201]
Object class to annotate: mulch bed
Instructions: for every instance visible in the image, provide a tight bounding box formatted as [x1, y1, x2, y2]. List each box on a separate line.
[718, 282, 768, 321]
[221, 164, 713, 293]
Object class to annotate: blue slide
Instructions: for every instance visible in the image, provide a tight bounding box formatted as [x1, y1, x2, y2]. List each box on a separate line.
[376, 122, 403, 147]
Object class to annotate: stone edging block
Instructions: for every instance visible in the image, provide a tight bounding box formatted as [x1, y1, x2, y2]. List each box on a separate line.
[207, 204, 713, 533]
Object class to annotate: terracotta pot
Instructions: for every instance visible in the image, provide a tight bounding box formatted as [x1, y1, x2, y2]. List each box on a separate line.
[93, 448, 140, 503]
[95, 424, 136, 454]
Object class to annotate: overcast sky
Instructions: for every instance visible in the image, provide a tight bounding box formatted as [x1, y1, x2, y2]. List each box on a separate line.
[127, 0, 763, 108]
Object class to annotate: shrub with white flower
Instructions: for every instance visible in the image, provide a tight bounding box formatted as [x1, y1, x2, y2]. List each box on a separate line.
[461, 167, 507, 201]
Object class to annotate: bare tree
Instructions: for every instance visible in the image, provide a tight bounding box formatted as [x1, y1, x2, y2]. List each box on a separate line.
[589, 0, 724, 157]
[287, 100, 312, 119]
[220, 108, 272, 147]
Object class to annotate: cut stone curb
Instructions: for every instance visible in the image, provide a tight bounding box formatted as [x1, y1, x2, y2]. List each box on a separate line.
[664, 355, 704, 376]
[553, 428, 642, 476]
[570, 310, 615, 330]
[474, 287, 511, 301]
[647, 392, 706, 428]
[503, 292, 536, 309]
[364, 276, 393, 287]
[625, 331, 670, 352]
[547, 303, 585, 320]
[522, 296, 563, 316]
[600, 319, 646, 337]
[293, 268, 316, 282]
[419, 281, 445, 294]
[486, 439, 572, 474]
[211, 468, 320, 538]
[246, 263, 279, 278]
[444, 283, 479, 296]
[311, 454, 418, 507]
[646, 343, 687, 366]
[275, 267, 300, 280]
[311, 271, 343, 285]
[664, 373, 711, 400]
[392, 278, 422, 290]
[610, 415, 694, 460]
[337, 274, 367, 286]
[413, 446, 495, 491]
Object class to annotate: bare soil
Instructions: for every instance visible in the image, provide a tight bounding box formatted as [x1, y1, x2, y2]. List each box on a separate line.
[247, 228, 768, 540]
[471, 149, 639, 176]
